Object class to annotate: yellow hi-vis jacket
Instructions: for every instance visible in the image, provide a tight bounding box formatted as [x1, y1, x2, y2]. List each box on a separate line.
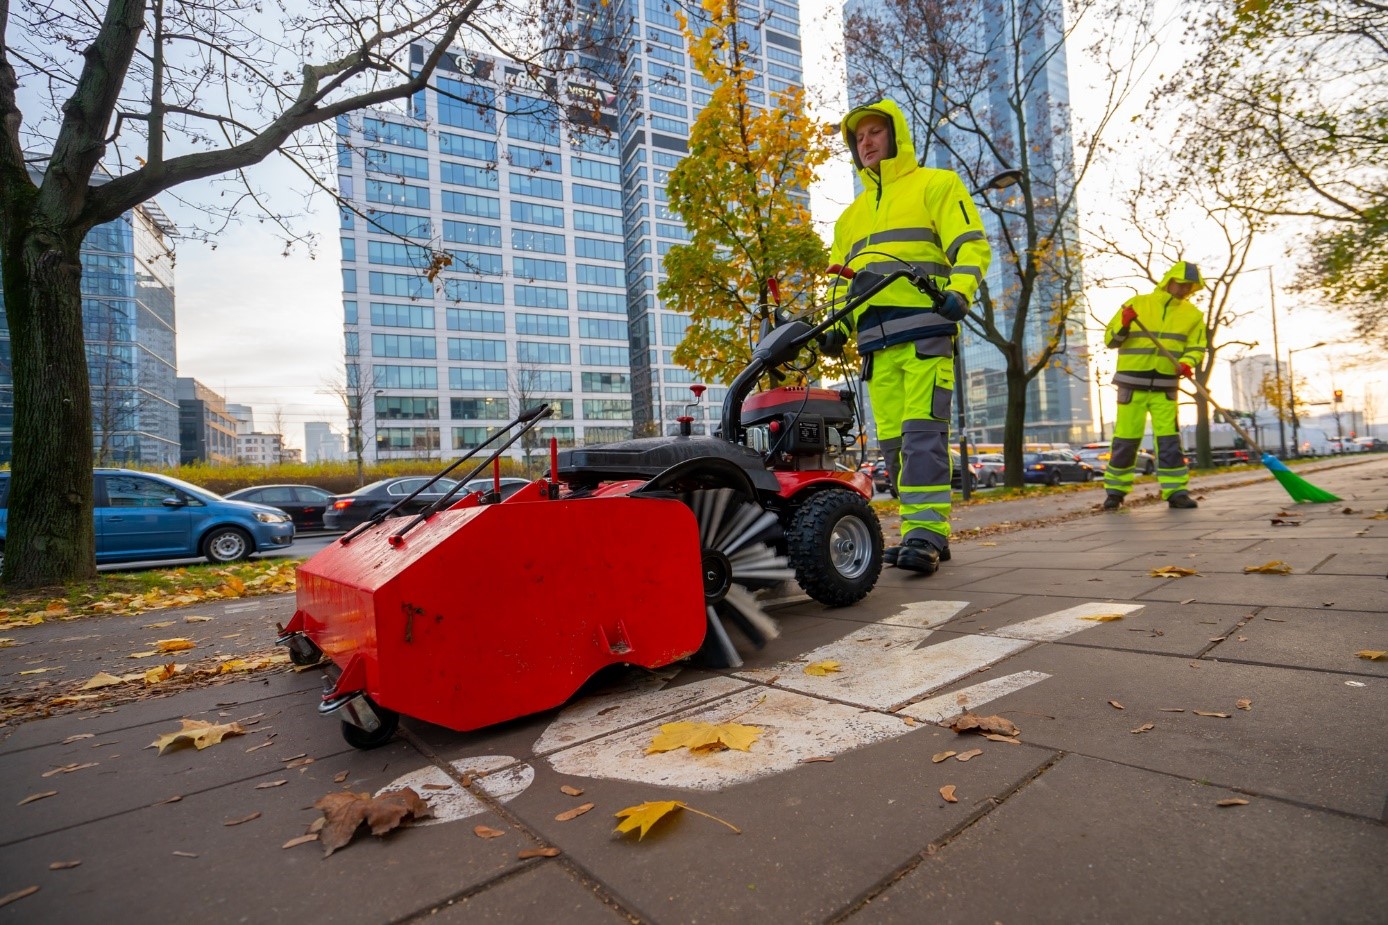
[829, 98, 991, 355]
[1105, 261, 1208, 391]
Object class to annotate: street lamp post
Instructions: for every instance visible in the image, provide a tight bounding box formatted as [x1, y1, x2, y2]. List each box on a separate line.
[1287, 341, 1326, 457]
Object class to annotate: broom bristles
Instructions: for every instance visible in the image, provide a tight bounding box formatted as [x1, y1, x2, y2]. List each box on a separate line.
[1260, 453, 1341, 503]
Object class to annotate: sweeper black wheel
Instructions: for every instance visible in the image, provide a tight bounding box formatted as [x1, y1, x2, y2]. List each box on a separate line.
[786, 488, 883, 606]
[341, 702, 399, 750]
[683, 487, 796, 669]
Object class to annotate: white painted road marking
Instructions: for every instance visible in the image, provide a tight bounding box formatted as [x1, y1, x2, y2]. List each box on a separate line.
[377, 756, 533, 825]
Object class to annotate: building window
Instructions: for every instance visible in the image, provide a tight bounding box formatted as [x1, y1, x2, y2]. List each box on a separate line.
[371, 333, 436, 359]
[574, 237, 622, 261]
[377, 426, 440, 451]
[368, 240, 431, 268]
[581, 344, 630, 366]
[376, 396, 438, 420]
[443, 279, 505, 304]
[368, 271, 430, 299]
[440, 161, 499, 190]
[442, 191, 501, 219]
[447, 249, 504, 276]
[582, 372, 631, 393]
[517, 341, 572, 364]
[443, 220, 501, 248]
[447, 337, 506, 362]
[366, 179, 430, 209]
[437, 79, 495, 133]
[374, 365, 438, 389]
[508, 145, 561, 173]
[363, 149, 430, 179]
[363, 117, 428, 149]
[577, 291, 624, 314]
[576, 264, 623, 287]
[439, 133, 497, 161]
[583, 398, 633, 420]
[509, 174, 564, 201]
[515, 313, 569, 337]
[514, 285, 568, 310]
[446, 307, 505, 333]
[450, 368, 508, 390]
[579, 318, 626, 340]
[513, 256, 567, 282]
[451, 397, 509, 419]
[367, 211, 431, 239]
[573, 210, 621, 235]
[371, 302, 434, 328]
[511, 201, 565, 228]
[573, 183, 621, 210]
[512, 229, 566, 255]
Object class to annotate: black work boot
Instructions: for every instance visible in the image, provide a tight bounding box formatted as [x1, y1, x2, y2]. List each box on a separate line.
[1102, 491, 1124, 511]
[895, 538, 941, 575]
[884, 543, 950, 567]
[1167, 491, 1198, 509]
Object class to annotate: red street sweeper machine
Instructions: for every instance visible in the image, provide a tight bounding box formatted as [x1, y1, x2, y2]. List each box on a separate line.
[279, 266, 937, 747]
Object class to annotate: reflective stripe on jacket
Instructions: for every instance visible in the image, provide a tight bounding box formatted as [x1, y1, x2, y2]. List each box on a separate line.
[829, 99, 992, 355]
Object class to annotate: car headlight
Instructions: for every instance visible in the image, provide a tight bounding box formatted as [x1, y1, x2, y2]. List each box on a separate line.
[255, 511, 291, 524]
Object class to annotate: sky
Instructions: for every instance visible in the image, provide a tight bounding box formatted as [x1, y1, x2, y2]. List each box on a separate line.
[160, 0, 1385, 451]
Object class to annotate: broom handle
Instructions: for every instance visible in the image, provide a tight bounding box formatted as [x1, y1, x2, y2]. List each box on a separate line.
[1126, 316, 1266, 457]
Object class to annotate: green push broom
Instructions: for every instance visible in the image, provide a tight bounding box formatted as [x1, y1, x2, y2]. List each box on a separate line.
[1127, 317, 1340, 503]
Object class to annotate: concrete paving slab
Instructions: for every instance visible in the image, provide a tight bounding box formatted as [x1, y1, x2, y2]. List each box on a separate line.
[1138, 570, 1386, 611]
[942, 596, 1252, 658]
[1209, 607, 1388, 678]
[848, 754, 1388, 925]
[501, 729, 1055, 923]
[425, 863, 633, 924]
[1312, 551, 1388, 576]
[950, 565, 1184, 600]
[936, 645, 1388, 819]
[0, 752, 525, 925]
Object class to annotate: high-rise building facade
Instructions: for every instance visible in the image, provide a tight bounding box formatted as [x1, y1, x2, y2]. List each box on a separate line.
[177, 377, 239, 464]
[844, 0, 1094, 447]
[0, 201, 180, 465]
[338, 3, 807, 459]
[304, 421, 347, 462]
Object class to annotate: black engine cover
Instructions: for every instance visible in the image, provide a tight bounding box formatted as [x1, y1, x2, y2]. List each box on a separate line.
[556, 436, 780, 492]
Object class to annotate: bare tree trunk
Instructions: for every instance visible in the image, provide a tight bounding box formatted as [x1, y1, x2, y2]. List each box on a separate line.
[3, 226, 97, 586]
[1194, 391, 1212, 468]
[1002, 359, 1028, 488]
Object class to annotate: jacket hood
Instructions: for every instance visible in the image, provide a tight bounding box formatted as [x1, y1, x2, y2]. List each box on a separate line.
[1158, 261, 1206, 292]
[842, 98, 917, 187]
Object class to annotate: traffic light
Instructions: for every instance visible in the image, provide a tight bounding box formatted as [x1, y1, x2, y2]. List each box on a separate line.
[1333, 389, 1344, 402]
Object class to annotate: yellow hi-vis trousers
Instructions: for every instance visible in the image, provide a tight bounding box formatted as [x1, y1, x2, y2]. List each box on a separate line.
[1105, 388, 1190, 499]
[868, 342, 953, 550]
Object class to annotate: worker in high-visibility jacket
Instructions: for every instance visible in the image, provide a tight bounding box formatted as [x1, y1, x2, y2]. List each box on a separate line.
[1101, 261, 1208, 510]
[823, 98, 992, 574]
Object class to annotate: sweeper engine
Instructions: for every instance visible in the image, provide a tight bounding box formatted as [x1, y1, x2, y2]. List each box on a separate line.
[741, 386, 857, 471]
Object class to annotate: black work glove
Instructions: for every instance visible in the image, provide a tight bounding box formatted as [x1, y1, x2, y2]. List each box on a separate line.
[818, 329, 848, 357]
[939, 290, 969, 322]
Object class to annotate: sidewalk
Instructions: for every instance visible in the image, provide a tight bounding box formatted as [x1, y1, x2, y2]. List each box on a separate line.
[2, 457, 1385, 923]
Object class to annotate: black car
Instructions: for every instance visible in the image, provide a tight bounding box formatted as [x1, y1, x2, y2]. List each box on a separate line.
[323, 477, 462, 531]
[224, 484, 336, 532]
[461, 476, 532, 500]
[1021, 450, 1096, 485]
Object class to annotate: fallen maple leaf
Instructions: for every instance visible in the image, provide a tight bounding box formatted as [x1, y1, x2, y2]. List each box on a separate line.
[613, 799, 740, 839]
[79, 672, 126, 690]
[645, 720, 763, 755]
[1080, 613, 1124, 622]
[144, 663, 178, 685]
[473, 825, 505, 839]
[1243, 561, 1292, 575]
[1355, 650, 1386, 660]
[314, 788, 432, 857]
[983, 734, 1020, 744]
[1149, 566, 1199, 578]
[1108, 700, 1124, 710]
[560, 785, 584, 796]
[949, 712, 1019, 737]
[154, 638, 196, 653]
[149, 719, 246, 755]
[555, 802, 594, 822]
[803, 659, 843, 676]
[939, 785, 958, 803]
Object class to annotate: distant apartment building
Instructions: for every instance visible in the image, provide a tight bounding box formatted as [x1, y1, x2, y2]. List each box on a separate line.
[237, 432, 283, 466]
[338, 4, 806, 459]
[303, 421, 346, 462]
[0, 200, 180, 465]
[177, 378, 239, 464]
[1229, 353, 1276, 412]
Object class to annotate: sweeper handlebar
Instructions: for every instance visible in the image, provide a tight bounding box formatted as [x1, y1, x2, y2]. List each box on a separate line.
[717, 265, 943, 442]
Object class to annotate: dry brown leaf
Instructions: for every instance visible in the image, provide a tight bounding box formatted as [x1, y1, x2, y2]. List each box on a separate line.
[286, 757, 314, 770]
[1216, 798, 1249, 807]
[800, 756, 835, 763]
[61, 734, 94, 744]
[0, 886, 39, 908]
[143, 663, 178, 685]
[983, 734, 1020, 744]
[79, 672, 126, 690]
[1108, 700, 1124, 710]
[184, 616, 213, 623]
[255, 780, 288, 789]
[149, 719, 245, 754]
[955, 748, 983, 762]
[223, 812, 261, 826]
[555, 802, 594, 822]
[948, 712, 1019, 737]
[1130, 723, 1155, 734]
[518, 847, 561, 859]
[18, 791, 58, 806]
[1149, 566, 1199, 578]
[903, 716, 918, 726]
[42, 762, 96, 777]
[473, 825, 505, 839]
[142, 621, 175, 629]
[1080, 613, 1124, 622]
[282, 834, 318, 849]
[1159, 708, 1185, 713]
[560, 785, 584, 796]
[1194, 711, 1231, 718]
[314, 787, 432, 857]
[18, 667, 59, 675]
[646, 720, 762, 755]
[803, 659, 843, 676]
[334, 771, 350, 783]
[246, 740, 275, 753]
[939, 785, 958, 803]
[48, 861, 81, 870]
[1355, 650, 1386, 660]
[421, 783, 450, 791]
[1236, 699, 1253, 711]
[931, 751, 957, 763]
[171, 851, 198, 859]
[1243, 561, 1293, 575]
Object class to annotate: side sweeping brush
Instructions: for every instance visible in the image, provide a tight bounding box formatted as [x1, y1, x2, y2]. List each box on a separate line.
[1129, 317, 1340, 504]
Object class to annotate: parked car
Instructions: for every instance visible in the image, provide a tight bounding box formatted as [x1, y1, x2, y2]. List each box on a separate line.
[1077, 442, 1156, 475]
[323, 476, 463, 531]
[950, 450, 979, 491]
[224, 484, 336, 532]
[1021, 450, 1096, 485]
[0, 469, 294, 567]
[1354, 436, 1386, 452]
[971, 453, 1005, 488]
[461, 477, 532, 500]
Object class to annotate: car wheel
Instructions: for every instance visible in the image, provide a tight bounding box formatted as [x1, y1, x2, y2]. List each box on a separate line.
[203, 526, 252, 564]
[986, 473, 997, 488]
[1048, 470, 1062, 487]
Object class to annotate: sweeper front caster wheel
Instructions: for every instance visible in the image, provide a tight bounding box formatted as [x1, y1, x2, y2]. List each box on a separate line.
[341, 702, 399, 750]
[786, 488, 883, 606]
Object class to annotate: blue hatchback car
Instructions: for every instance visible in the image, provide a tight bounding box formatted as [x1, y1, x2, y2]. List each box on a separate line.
[0, 469, 295, 566]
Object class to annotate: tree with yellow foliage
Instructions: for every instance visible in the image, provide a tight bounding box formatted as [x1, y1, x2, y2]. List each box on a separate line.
[659, 0, 835, 385]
